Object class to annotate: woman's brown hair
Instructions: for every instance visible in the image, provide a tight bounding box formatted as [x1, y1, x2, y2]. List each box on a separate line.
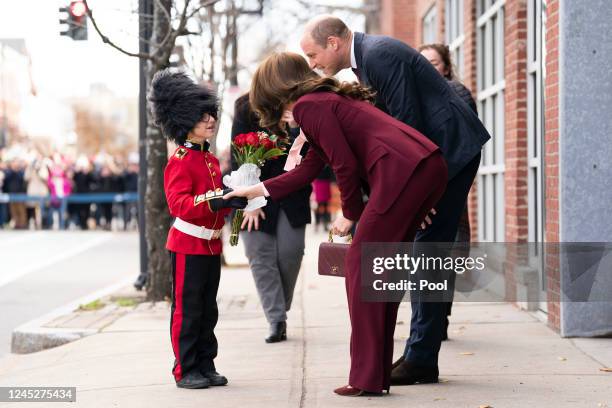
[418, 43, 455, 80]
[249, 52, 375, 133]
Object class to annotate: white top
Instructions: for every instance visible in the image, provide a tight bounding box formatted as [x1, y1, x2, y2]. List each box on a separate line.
[350, 32, 357, 69]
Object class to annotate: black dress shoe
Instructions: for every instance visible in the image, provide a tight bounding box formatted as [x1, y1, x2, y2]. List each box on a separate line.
[442, 316, 449, 341]
[133, 274, 147, 291]
[265, 321, 287, 343]
[176, 371, 210, 389]
[391, 355, 405, 370]
[202, 370, 228, 386]
[390, 360, 439, 385]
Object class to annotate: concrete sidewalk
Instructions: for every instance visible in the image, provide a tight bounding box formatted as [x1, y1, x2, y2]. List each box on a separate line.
[0, 229, 611, 407]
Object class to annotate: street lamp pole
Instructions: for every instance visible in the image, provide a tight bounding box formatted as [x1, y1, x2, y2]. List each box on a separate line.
[134, 0, 153, 290]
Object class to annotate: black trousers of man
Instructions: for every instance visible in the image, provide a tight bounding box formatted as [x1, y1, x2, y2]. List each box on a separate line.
[170, 252, 220, 382]
[403, 153, 481, 367]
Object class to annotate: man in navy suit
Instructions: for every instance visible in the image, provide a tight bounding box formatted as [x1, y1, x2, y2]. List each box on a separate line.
[300, 15, 491, 385]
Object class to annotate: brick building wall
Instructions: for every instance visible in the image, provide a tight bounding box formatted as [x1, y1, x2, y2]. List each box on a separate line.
[375, 0, 561, 331]
[464, 0, 479, 243]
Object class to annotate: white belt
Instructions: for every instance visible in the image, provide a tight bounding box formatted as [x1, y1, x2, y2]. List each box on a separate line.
[173, 218, 222, 240]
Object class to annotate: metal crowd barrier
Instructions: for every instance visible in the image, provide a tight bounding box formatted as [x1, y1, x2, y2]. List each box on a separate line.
[0, 193, 138, 229]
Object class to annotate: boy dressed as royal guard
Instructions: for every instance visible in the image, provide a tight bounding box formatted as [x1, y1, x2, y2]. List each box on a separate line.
[149, 68, 247, 389]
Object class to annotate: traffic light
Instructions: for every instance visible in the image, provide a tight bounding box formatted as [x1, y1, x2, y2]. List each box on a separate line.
[59, 1, 88, 41]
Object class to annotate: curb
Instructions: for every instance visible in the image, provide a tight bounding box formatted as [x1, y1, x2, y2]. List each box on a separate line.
[10, 277, 135, 354]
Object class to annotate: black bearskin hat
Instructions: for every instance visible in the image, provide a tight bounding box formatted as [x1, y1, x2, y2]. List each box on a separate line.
[148, 68, 218, 144]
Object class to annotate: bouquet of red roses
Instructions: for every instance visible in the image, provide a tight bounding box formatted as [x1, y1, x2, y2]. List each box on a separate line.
[224, 131, 286, 246]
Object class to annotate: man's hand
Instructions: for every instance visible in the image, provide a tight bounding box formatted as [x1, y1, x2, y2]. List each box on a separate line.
[331, 214, 354, 236]
[420, 208, 437, 230]
[241, 208, 266, 232]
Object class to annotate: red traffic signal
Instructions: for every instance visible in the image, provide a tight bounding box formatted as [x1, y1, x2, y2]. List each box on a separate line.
[59, 1, 88, 41]
[69, 1, 87, 18]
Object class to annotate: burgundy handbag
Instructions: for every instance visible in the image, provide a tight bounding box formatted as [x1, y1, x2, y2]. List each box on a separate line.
[318, 232, 352, 277]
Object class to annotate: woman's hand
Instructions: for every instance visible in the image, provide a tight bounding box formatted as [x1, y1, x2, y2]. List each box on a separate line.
[241, 208, 266, 231]
[420, 208, 437, 230]
[331, 214, 354, 236]
[223, 183, 266, 201]
[282, 110, 299, 129]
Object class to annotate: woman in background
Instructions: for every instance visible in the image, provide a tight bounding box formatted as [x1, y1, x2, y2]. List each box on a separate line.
[419, 43, 478, 340]
[231, 93, 311, 343]
[312, 166, 333, 232]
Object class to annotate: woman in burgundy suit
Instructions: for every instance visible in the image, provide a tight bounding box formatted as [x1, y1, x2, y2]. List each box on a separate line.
[225, 52, 448, 396]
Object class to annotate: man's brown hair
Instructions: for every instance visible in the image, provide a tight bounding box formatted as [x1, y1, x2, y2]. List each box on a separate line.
[308, 16, 350, 48]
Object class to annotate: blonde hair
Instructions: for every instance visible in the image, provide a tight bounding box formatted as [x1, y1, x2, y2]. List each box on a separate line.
[249, 52, 375, 132]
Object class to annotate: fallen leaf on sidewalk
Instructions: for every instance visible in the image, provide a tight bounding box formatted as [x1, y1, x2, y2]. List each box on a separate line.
[434, 397, 446, 401]
[599, 367, 612, 372]
[558, 357, 567, 361]
[439, 378, 450, 383]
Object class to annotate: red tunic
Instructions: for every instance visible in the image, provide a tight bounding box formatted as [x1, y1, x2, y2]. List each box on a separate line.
[164, 145, 230, 255]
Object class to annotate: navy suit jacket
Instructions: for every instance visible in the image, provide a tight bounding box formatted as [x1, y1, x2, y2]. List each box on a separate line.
[353, 32, 490, 179]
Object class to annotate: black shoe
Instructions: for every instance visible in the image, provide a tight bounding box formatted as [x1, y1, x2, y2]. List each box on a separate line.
[265, 321, 287, 343]
[176, 371, 210, 389]
[442, 317, 449, 341]
[133, 274, 147, 291]
[391, 355, 405, 370]
[390, 360, 439, 386]
[202, 370, 228, 386]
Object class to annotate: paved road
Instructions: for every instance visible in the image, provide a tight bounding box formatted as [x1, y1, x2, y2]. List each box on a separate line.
[0, 231, 138, 357]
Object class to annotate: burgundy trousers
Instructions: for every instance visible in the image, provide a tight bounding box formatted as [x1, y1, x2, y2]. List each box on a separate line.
[345, 152, 448, 392]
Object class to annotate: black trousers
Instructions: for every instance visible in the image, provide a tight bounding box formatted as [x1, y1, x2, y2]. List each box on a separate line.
[170, 252, 221, 381]
[403, 153, 481, 366]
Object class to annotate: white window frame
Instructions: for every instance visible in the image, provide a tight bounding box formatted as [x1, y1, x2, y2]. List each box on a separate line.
[422, 5, 438, 45]
[477, 0, 506, 242]
[445, 0, 465, 79]
[527, 0, 547, 311]
[527, 0, 545, 244]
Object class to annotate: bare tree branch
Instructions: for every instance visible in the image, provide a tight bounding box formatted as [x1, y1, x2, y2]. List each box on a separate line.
[293, 0, 377, 14]
[149, 0, 175, 54]
[187, 0, 222, 20]
[153, 0, 172, 27]
[83, 0, 152, 59]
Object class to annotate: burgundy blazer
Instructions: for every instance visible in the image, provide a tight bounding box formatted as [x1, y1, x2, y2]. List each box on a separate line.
[263, 92, 441, 221]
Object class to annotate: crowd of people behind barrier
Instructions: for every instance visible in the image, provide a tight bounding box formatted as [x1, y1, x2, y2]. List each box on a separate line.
[0, 145, 139, 230]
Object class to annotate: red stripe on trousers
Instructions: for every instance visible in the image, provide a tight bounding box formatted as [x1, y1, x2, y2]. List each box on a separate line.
[171, 253, 186, 381]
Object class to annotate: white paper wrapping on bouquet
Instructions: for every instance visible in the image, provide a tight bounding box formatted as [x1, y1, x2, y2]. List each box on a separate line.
[223, 163, 267, 211]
